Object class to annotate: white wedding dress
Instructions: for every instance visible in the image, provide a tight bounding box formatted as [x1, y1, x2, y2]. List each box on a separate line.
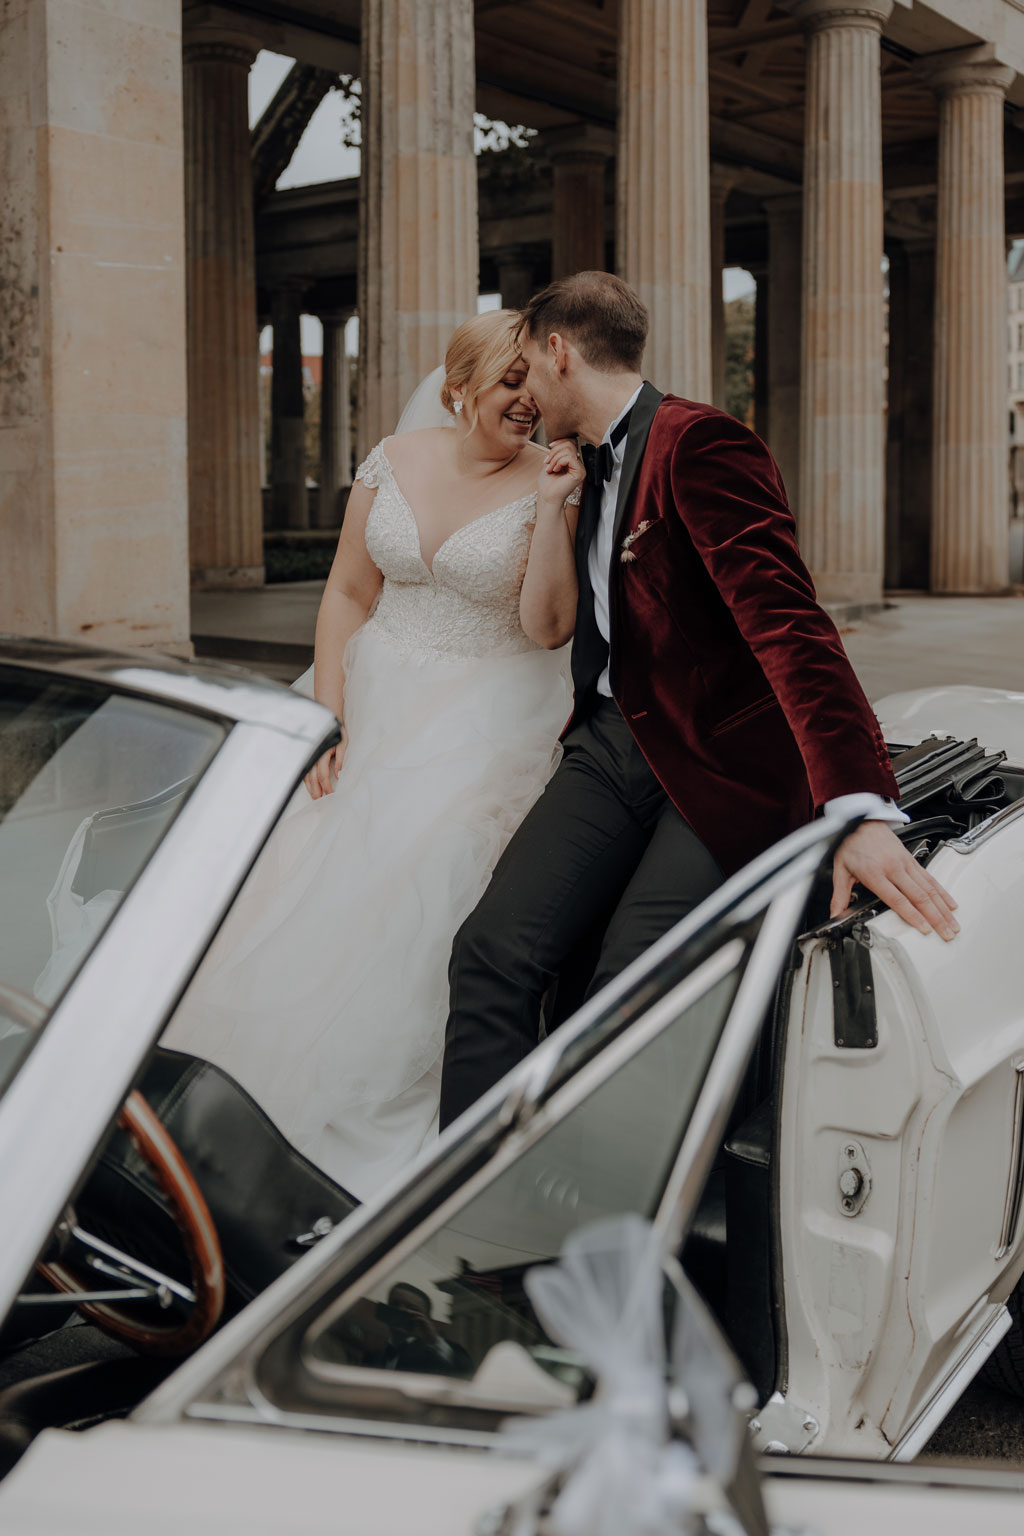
[164, 440, 571, 1200]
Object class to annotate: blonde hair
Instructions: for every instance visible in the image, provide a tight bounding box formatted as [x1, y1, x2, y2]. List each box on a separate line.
[440, 310, 522, 429]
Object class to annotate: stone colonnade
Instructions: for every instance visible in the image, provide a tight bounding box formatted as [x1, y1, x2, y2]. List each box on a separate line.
[4, 0, 1018, 645]
[243, 0, 1019, 603]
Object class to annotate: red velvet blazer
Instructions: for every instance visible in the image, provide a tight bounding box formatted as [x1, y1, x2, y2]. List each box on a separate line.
[573, 387, 899, 877]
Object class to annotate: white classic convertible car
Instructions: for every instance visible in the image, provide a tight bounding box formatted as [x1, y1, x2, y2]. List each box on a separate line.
[0, 639, 1023, 1534]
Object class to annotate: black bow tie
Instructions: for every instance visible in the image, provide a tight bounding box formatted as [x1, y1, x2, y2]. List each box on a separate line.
[580, 410, 633, 488]
[581, 441, 614, 487]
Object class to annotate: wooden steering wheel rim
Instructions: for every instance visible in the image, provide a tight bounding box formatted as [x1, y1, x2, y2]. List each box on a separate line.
[38, 1090, 226, 1356]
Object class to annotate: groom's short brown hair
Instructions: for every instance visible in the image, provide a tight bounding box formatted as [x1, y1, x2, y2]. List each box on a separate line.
[516, 271, 648, 372]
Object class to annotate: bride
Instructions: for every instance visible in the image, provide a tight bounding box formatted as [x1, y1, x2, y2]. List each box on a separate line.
[164, 310, 585, 1199]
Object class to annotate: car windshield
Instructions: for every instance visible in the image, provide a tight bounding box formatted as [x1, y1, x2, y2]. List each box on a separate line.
[301, 942, 745, 1412]
[0, 667, 226, 1099]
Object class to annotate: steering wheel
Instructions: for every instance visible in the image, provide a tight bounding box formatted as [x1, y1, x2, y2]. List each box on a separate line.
[37, 1090, 226, 1356]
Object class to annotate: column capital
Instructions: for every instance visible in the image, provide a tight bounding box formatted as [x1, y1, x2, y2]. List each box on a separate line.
[317, 309, 353, 331]
[917, 46, 1015, 100]
[541, 123, 617, 167]
[792, 0, 893, 34]
[183, 5, 258, 64]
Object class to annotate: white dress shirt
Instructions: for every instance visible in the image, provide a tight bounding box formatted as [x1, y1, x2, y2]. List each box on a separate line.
[583, 388, 905, 827]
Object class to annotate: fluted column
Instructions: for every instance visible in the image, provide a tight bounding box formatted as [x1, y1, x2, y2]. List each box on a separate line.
[765, 193, 804, 516]
[545, 125, 616, 280]
[358, 0, 478, 458]
[795, 0, 892, 608]
[617, 0, 711, 397]
[184, 25, 263, 587]
[317, 312, 353, 528]
[710, 164, 742, 409]
[269, 285, 308, 530]
[926, 52, 1014, 593]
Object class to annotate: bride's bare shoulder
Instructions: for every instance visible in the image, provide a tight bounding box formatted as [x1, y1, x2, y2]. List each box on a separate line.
[382, 427, 452, 467]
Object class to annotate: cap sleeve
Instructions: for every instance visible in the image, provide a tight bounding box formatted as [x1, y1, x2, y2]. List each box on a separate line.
[354, 441, 387, 490]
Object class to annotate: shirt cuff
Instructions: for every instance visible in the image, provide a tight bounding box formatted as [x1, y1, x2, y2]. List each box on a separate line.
[825, 793, 910, 827]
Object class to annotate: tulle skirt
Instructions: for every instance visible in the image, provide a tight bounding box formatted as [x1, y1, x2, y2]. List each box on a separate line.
[163, 622, 571, 1200]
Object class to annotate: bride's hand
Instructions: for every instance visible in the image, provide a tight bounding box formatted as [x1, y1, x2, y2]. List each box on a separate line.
[539, 438, 586, 511]
[304, 733, 347, 799]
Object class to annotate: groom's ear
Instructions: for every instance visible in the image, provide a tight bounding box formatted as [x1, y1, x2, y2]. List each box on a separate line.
[549, 332, 571, 376]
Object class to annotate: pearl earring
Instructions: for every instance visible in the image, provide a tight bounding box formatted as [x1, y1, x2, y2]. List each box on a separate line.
[453, 399, 463, 415]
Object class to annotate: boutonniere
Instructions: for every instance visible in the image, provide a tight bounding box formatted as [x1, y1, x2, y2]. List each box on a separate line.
[620, 520, 652, 563]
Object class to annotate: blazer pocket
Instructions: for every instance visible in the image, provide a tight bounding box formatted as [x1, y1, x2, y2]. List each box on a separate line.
[709, 693, 778, 738]
[619, 517, 668, 564]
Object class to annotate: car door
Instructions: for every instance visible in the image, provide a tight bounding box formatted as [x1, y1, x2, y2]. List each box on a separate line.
[43, 807, 870, 1536]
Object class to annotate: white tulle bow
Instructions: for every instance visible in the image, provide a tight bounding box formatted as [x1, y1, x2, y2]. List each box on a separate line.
[501, 1214, 704, 1536]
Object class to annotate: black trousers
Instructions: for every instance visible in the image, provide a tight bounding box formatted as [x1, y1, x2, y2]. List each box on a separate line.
[439, 699, 724, 1127]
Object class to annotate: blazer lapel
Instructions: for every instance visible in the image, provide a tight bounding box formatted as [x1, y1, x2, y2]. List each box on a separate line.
[612, 381, 664, 552]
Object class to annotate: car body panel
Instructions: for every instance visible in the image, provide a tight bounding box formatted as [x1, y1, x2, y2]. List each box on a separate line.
[775, 822, 1024, 1457]
[3, 1422, 1024, 1536]
[875, 686, 1024, 763]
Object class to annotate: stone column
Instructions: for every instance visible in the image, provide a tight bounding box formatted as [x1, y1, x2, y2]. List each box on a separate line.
[710, 164, 742, 409]
[545, 124, 616, 280]
[795, 0, 892, 609]
[765, 193, 804, 516]
[884, 240, 935, 589]
[496, 249, 537, 311]
[617, 0, 712, 398]
[317, 312, 353, 528]
[184, 21, 264, 587]
[269, 285, 308, 530]
[926, 52, 1014, 593]
[358, 0, 478, 458]
[1, 0, 191, 648]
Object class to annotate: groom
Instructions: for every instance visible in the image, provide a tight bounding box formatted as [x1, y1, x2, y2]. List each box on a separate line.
[438, 270, 957, 1127]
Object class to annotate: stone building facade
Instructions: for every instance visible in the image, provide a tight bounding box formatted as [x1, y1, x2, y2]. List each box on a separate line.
[4, 0, 1024, 655]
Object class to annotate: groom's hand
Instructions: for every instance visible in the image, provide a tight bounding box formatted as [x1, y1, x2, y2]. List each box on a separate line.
[831, 821, 959, 940]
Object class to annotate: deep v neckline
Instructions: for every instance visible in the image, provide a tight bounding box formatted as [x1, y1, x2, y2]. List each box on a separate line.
[380, 450, 535, 578]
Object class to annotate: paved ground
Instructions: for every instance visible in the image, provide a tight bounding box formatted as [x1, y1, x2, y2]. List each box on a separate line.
[838, 593, 1024, 701]
[192, 586, 1024, 700]
[190, 584, 1024, 1464]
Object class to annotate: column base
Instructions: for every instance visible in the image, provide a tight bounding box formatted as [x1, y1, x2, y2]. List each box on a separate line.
[812, 571, 883, 609]
[191, 565, 265, 590]
[929, 585, 1014, 598]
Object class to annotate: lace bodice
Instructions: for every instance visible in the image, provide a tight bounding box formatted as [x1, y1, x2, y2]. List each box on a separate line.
[355, 440, 542, 661]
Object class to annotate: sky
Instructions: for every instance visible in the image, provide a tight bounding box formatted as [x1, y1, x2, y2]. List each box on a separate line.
[249, 51, 756, 352]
